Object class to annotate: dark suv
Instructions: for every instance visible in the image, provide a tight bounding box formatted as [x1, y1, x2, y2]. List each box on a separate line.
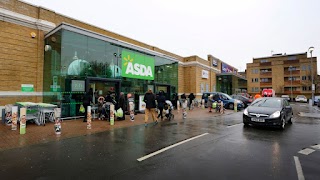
[202, 92, 245, 110]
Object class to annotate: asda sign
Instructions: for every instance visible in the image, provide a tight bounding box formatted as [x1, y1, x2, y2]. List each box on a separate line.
[121, 50, 154, 80]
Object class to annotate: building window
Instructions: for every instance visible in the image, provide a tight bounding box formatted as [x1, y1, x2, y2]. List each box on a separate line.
[260, 59, 268, 63]
[288, 56, 297, 60]
[261, 78, 269, 82]
[251, 87, 255, 92]
[302, 76, 307, 80]
[255, 87, 259, 92]
[251, 69, 259, 74]
[255, 78, 259, 82]
[301, 65, 306, 71]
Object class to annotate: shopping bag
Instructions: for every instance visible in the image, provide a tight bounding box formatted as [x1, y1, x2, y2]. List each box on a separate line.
[116, 108, 123, 117]
[79, 105, 85, 113]
[212, 102, 217, 109]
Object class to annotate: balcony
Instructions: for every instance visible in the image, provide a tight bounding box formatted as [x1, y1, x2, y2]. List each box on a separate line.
[260, 72, 272, 77]
[260, 82, 272, 86]
[260, 62, 271, 66]
[284, 70, 300, 76]
[284, 80, 301, 85]
[284, 90, 301, 94]
[284, 60, 299, 64]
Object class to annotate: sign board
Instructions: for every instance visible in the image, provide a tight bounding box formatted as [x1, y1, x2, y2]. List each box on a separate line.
[21, 84, 34, 92]
[202, 70, 209, 79]
[20, 108, 26, 134]
[121, 50, 155, 80]
[221, 63, 233, 73]
[71, 80, 85, 92]
[139, 95, 146, 112]
[212, 59, 218, 67]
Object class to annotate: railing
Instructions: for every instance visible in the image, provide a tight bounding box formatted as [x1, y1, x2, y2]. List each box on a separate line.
[260, 72, 272, 77]
[260, 62, 271, 66]
[260, 82, 272, 86]
[284, 60, 299, 64]
[284, 90, 301, 94]
[284, 70, 300, 75]
[284, 80, 301, 86]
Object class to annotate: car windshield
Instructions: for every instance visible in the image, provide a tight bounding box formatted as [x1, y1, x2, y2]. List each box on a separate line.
[221, 93, 232, 100]
[297, 95, 305, 98]
[251, 98, 282, 108]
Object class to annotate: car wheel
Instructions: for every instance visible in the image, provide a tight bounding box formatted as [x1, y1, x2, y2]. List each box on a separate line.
[243, 122, 249, 127]
[229, 103, 234, 110]
[288, 113, 293, 124]
[280, 116, 285, 130]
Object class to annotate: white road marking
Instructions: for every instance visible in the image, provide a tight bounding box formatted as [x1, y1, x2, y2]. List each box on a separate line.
[294, 156, 305, 180]
[298, 148, 315, 155]
[227, 124, 242, 128]
[311, 144, 320, 150]
[137, 133, 209, 162]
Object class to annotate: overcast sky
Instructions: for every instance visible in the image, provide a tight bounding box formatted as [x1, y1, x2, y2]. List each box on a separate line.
[23, 0, 320, 72]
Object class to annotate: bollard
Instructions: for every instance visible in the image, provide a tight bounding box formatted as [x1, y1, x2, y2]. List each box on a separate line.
[19, 108, 26, 134]
[54, 108, 61, 135]
[87, 106, 92, 129]
[234, 100, 237, 112]
[177, 100, 180, 111]
[220, 101, 224, 114]
[129, 102, 135, 121]
[202, 99, 205, 109]
[11, 106, 18, 130]
[110, 104, 114, 125]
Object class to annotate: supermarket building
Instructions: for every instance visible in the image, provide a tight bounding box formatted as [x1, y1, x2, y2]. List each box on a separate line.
[0, 0, 246, 118]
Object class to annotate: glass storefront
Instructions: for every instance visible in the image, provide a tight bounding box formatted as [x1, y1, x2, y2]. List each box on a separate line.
[44, 24, 178, 118]
[216, 74, 247, 95]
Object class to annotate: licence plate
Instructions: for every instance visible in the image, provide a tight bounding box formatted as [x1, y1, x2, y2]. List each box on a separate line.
[251, 118, 265, 122]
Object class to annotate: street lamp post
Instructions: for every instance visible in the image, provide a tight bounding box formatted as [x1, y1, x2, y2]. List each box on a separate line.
[308, 47, 315, 105]
[289, 65, 293, 101]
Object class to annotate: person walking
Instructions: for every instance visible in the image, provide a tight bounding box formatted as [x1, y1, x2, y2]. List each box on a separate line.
[180, 93, 187, 118]
[83, 88, 93, 122]
[207, 95, 213, 112]
[156, 90, 166, 121]
[117, 92, 126, 120]
[188, 93, 195, 110]
[143, 89, 158, 126]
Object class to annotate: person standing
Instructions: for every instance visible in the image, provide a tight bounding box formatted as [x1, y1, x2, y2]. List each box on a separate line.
[180, 93, 187, 118]
[117, 92, 126, 120]
[188, 93, 195, 110]
[156, 90, 166, 121]
[83, 88, 93, 122]
[144, 89, 158, 126]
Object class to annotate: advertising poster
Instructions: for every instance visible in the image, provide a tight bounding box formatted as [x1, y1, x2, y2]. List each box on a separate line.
[11, 106, 18, 130]
[87, 106, 92, 129]
[19, 108, 26, 134]
[221, 63, 233, 73]
[110, 104, 115, 125]
[139, 95, 146, 112]
[54, 108, 61, 135]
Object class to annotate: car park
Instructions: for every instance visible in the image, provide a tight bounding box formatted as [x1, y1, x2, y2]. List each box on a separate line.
[281, 95, 290, 101]
[243, 97, 293, 129]
[202, 92, 245, 110]
[295, 95, 307, 103]
[231, 95, 252, 107]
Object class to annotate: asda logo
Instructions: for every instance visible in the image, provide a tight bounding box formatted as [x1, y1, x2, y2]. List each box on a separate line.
[121, 50, 154, 80]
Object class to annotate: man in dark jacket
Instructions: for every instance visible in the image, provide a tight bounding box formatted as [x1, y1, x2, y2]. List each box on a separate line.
[83, 88, 93, 122]
[188, 93, 195, 110]
[143, 89, 158, 126]
[117, 92, 125, 120]
[156, 90, 166, 120]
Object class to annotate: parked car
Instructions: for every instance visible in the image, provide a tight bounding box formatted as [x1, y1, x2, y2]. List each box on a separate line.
[314, 96, 320, 105]
[295, 95, 307, 103]
[202, 92, 245, 110]
[243, 97, 293, 129]
[281, 95, 291, 101]
[231, 95, 252, 107]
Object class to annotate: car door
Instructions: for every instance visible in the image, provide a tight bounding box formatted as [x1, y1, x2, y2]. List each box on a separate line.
[283, 99, 292, 121]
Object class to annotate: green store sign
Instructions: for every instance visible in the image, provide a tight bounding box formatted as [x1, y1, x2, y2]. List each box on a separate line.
[121, 50, 154, 80]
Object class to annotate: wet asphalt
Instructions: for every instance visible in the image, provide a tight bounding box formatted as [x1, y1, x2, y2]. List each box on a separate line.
[0, 103, 320, 180]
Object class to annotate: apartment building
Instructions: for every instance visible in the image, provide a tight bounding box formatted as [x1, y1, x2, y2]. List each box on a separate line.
[246, 52, 318, 98]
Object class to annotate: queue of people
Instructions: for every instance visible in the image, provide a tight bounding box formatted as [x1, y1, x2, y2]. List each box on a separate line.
[82, 89, 200, 124]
